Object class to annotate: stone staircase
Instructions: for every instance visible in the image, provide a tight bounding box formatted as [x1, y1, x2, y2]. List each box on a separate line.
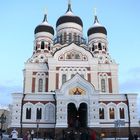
[62, 127, 91, 140]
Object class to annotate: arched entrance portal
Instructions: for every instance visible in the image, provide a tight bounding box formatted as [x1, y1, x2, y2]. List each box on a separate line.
[78, 103, 87, 127]
[68, 103, 87, 128]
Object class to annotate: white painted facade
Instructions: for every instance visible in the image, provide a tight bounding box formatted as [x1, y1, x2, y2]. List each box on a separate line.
[10, 3, 139, 134]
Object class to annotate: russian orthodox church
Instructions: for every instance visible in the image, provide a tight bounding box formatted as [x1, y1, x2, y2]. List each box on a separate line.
[10, 1, 139, 139]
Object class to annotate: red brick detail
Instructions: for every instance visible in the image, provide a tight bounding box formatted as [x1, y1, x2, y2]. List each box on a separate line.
[107, 72, 111, 76]
[37, 50, 41, 53]
[86, 67, 90, 71]
[33, 72, 37, 75]
[98, 72, 111, 76]
[23, 101, 55, 105]
[108, 78, 112, 93]
[88, 73, 91, 82]
[102, 51, 106, 54]
[44, 50, 49, 53]
[32, 78, 36, 92]
[45, 78, 48, 92]
[99, 101, 127, 105]
[37, 44, 40, 48]
[56, 67, 60, 70]
[56, 73, 59, 89]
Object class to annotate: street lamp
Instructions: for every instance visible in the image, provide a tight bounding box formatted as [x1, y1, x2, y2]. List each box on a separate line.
[125, 94, 133, 140]
[36, 119, 40, 140]
[0, 113, 6, 131]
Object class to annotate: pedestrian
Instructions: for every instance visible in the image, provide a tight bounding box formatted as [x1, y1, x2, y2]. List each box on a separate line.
[27, 131, 31, 140]
[31, 130, 34, 140]
[91, 130, 96, 140]
[11, 128, 18, 140]
[134, 133, 138, 140]
[43, 131, 46, 140]
[23, 132, 28, 140]
[0, 131, 3, 140]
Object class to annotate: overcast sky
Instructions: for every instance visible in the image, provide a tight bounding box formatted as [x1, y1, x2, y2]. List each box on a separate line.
[0, 0, 140, 116]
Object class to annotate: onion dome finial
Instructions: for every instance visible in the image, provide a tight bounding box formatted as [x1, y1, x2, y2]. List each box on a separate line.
[56, 0, 83, 27]
[66, 0, 72, 12]
[87, 9, 107, 36]
[34, 9, 54, 35]
[94, 8, 99, 24]
[43, 8, 48, 22]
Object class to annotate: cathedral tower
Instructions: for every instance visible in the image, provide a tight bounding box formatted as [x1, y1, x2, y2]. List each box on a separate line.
[10, 2, 139, 139]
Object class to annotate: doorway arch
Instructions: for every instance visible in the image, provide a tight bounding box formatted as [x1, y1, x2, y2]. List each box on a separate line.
[68, 103, 77, 127]
[67, 102, 87, 128]
[78, 103, 87, 127]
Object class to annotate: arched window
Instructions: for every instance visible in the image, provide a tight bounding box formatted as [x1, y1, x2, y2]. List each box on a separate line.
[62, 74, 66, 84]
[60, 34, 62, 44]
[109, 108, 115, 119]
[48, 43, 50, 50]
[36, 108, 42, 120]
[38, 79, 43, 92]
[69, 33, 72, 43]
[92, 44, 95, 51]
[99, 108, 104, 119]
[119, 108, 125, 119]
[35, 45, 37, 51]
[78, 35, 80, 44]
[26, 108, 31, 119]
[45, 104, 55, 122]
[64, 32, 67, 43]
[73, 33, 77, 43]
[41, 41, 45, 49]
[101, 79, 106, 92]
[98, 43, 102, 50]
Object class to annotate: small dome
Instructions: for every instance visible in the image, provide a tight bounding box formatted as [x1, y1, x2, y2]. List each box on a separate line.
[34, 14, 54, 35]
[87, 16, 107, 36]
[56, 2, 83, 27]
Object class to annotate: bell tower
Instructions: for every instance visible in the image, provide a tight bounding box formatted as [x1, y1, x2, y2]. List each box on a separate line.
[33, 11, 54, 56]
[23, 11, 54, 94]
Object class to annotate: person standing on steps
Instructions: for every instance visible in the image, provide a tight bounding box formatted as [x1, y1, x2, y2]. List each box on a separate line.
[11, 128, 18, 140]
[134, 132, 138, 140]
[0, 130, 3, 140]
[31, 130, 34, 140]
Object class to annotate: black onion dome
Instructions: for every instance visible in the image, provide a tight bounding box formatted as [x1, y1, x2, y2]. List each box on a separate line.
[87, 16, 107, 36]
[56, 15, 83, 27]
[34, 14, 54, 35]
[56, 2, 83, 27]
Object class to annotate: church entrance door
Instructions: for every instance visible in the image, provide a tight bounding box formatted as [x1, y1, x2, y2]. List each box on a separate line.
[68, 103, 77, 127]
[67, 103, 87, 128]
[78, 103, 87, 127]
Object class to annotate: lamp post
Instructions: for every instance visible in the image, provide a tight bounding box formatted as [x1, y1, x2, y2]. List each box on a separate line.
[125, 94, 133, 140]
[52, 91, 56, 139]
[36, 119, 40, 140]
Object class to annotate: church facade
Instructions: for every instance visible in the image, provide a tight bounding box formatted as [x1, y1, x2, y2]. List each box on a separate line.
[10, 2, 139, 139]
